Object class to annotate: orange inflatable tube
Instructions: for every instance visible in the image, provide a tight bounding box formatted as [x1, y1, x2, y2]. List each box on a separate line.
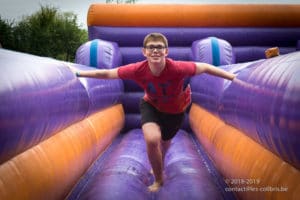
[189, 104, 300, 200]
[88, 4, 300, 27]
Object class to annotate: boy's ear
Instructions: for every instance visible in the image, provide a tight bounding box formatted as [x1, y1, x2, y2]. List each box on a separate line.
[142, 48, 147, 57]
[165, 48, 169, 56]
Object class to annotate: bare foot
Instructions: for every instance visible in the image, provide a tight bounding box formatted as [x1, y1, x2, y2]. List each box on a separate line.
[148, 181, 163, 192]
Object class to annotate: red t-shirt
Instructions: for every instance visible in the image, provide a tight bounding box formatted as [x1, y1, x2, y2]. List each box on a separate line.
[118, 58, 196, 114]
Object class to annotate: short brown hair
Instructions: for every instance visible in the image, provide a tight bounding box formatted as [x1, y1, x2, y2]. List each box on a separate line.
[143, 33, 168, 48]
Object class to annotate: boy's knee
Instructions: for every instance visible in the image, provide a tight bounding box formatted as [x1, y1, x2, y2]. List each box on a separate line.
[145, 136, 160, 148]
[142, 122, 162, 147]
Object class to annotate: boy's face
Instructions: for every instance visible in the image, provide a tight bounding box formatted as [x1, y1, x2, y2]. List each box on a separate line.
[142, 40, 168, 65]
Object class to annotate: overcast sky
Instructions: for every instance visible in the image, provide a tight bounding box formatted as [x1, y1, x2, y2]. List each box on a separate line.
[1, 0, 300, 29]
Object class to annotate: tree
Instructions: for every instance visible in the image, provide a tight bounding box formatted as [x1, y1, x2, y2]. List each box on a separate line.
[0, 17, 15, 49]
[3, 5, 88, 61]
[106, 0, 138, 3]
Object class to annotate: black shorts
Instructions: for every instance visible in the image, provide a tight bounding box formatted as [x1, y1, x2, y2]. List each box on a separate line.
[139, 99, 185, 141]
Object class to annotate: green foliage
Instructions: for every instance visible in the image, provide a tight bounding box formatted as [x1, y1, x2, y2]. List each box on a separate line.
[0, 5, 88, 61]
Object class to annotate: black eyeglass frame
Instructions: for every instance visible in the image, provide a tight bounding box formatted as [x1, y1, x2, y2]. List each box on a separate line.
[144, 45, 167, 51]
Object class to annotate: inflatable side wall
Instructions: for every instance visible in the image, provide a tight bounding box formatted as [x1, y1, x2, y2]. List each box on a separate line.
[86, 4, 300, 200]
[0, 49, 124, 199]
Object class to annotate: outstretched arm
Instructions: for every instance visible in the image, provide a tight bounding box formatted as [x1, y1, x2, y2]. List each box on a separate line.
[67, 64, 119, 79]
[195, 62, 236, 80]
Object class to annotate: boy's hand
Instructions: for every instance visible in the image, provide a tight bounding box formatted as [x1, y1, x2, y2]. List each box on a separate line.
[66, 63, 80, 77]
[265, 47, 280, 58]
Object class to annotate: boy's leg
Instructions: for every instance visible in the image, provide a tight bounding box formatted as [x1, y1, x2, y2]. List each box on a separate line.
[150, 139, 171, 175]
[142, 122, 164, 192]
[161, 139, 171, 161]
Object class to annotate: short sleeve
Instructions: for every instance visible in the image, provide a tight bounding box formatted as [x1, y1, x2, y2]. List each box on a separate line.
[177, 61, 196, 77]
[117, 63, 137, 80]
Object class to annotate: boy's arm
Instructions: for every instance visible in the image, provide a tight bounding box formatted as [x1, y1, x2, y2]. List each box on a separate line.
[195, 62, 236, 81]
[67, 64, 119, 79]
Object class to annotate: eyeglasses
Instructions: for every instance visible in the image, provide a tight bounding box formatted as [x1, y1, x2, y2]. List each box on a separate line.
[144, 45, 166, 51]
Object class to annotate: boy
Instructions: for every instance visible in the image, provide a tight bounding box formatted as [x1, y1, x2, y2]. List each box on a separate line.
[69, 33, 236, 192]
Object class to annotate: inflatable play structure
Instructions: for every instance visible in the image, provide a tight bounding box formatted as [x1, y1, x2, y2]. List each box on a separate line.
[1, 4, 300, 200]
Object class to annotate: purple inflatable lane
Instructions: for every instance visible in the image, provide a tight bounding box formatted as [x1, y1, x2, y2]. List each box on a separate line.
[78, 129, 152, 200]
[71, 129, 233, 200]
[158, 130, 228, 200]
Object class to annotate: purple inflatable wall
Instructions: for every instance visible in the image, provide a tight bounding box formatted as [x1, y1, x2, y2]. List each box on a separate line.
[68, 129, 236, 200]
[191, 52, 300, 169]
[0, 49, 123, 164]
